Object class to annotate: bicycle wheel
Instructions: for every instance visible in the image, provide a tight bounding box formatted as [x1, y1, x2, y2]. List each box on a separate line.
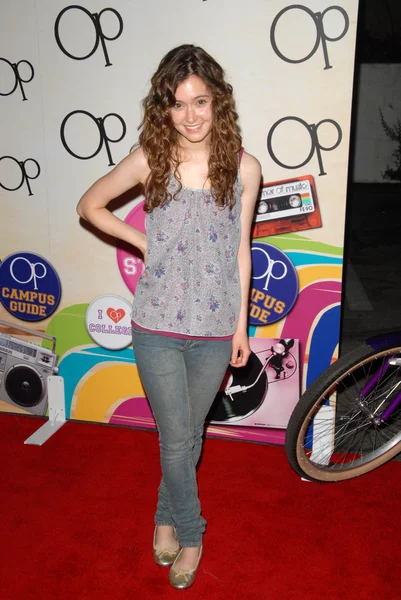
[286, 342, 401, 482]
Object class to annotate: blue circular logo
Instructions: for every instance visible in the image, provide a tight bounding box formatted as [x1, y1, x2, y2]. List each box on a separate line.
[250, 242, 298, 326]
[0, 252, 61, 321]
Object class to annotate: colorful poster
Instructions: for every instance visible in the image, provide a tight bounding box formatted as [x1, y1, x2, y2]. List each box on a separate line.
[0, 0, 358, 444]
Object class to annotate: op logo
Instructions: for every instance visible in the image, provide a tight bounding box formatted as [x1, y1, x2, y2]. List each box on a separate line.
[0, 156, 40, 196]
[270, 5, 349, 70]
[0, 58, 34, 101]
[250, 242, 298, 326]
[0, 252, 61, 321]
[60, 110, 126, 166]
[54, 5, 123, 67]
[267, 116, 342, 176]
[106, 307, 125, 323]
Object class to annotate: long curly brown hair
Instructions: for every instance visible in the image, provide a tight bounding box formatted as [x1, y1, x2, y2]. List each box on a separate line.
[138, 44, 242, 212]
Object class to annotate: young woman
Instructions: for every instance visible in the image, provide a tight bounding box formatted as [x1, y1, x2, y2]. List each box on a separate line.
[77, 44, 261, 589]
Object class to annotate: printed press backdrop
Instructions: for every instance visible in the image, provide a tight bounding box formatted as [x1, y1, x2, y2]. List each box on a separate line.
[0, 0, 359, 444]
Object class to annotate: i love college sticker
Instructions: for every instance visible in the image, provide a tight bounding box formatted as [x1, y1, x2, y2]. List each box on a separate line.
[85, 295, 133, 350]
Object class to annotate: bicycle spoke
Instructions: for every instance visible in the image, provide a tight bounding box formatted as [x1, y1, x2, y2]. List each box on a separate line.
[300, 351, 401, 472]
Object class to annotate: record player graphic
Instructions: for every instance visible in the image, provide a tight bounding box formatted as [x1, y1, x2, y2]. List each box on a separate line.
[0, 320, 58, 416]
[207, 337, 300, 429]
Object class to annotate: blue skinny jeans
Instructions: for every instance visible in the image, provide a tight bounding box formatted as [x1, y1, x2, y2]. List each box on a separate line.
[132, 327, 232, 547]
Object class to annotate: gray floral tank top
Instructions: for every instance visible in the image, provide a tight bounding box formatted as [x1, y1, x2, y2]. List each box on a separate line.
[131, 172, 243, 337]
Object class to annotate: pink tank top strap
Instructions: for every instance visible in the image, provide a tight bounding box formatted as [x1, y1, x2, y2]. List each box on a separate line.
[238, 147, 245, 165]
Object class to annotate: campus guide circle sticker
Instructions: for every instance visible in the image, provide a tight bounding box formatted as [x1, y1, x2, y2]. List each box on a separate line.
[85, 295, 133, 350]
[0, 252, 61, 321]
[116, 200, 146, 294]
[249, 242, 298, 326]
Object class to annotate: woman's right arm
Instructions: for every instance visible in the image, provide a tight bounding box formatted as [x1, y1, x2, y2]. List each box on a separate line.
[77, 146, 149, 257]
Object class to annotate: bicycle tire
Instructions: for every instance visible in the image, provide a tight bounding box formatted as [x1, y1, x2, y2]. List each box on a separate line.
[285, 341, 401, 482]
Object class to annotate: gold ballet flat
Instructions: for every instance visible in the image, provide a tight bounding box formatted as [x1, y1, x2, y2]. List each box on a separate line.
[153, 526, 180, 567]
[169, 545, 203, 590]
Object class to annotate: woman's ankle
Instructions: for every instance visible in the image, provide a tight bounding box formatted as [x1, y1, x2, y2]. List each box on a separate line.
[155, 525, 178, 548]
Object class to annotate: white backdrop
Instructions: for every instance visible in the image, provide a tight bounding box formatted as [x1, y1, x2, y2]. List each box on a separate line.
[0, 1, 359, 438]
[1, 0, 359, 312]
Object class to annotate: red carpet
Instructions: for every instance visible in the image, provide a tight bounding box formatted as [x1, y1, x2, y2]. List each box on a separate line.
[1, 413, 400, 599]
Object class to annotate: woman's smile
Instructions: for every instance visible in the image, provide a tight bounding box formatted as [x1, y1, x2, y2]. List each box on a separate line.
[184, 124, 203, 132]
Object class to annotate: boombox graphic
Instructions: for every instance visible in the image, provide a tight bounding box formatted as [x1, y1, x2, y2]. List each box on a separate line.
[207, 337, 300, 429]
[252, 175, 322, 238]
[0, 320, 58, 416]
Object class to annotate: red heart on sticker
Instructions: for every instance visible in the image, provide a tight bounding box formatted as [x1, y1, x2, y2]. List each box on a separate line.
[106, 308, 126, 323]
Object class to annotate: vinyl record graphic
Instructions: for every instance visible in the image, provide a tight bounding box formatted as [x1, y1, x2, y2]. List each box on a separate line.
[207, 351, 268, 423]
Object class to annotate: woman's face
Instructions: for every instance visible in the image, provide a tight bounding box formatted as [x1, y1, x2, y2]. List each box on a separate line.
[170, 75, 213, 147]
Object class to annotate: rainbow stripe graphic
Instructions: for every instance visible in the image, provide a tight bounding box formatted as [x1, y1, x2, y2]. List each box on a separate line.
[301, 192, 313, 206]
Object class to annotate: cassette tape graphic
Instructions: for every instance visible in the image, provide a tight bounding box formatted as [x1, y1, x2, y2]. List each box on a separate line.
[252, 175, 322, 238]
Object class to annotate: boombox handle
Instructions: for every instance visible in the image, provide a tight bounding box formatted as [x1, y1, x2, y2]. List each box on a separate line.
[0, 320, 57, 354]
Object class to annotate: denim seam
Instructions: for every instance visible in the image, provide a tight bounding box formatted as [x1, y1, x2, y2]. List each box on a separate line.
[184, 369, 202, 534]
[158, 478, 175, 524]
[155, 483, 174, 525]
[181, 347, 199, 540]
[148, 399, 174, 525]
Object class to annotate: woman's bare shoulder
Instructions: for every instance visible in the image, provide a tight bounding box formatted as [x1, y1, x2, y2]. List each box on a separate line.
[125, 145, 150, 184]
[240, 151, 262, 187]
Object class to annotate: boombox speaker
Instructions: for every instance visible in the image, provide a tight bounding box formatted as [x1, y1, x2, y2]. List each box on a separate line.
[0, 320, 58, 416]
